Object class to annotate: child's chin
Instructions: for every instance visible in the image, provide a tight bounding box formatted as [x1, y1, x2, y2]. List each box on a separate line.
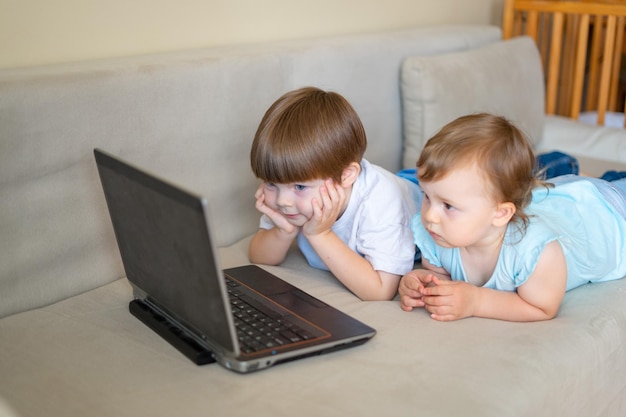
[435, 241, 457, 249]
[431, 236, 453, 248]
[285, 217, 308, 227]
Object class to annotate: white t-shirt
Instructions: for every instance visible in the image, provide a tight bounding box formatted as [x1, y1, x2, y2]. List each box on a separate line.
[259, 159, 422, 275]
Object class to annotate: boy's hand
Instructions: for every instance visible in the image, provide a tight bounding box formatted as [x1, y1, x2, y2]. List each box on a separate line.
[254, 184, 298, 236]
[302, 179, 346, 237]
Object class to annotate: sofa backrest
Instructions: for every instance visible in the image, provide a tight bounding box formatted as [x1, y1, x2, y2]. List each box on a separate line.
[0, 24, 500, 317]
[400, 36, 545, 168]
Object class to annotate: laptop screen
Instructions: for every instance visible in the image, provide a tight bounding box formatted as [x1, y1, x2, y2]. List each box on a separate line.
[95, 149, 236, 353]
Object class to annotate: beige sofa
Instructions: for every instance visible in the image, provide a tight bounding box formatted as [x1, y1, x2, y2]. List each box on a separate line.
[1, 25, 625, 417]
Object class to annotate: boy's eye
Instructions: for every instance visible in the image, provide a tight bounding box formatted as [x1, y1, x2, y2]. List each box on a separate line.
[294, 184, 307, 191]
[444, 203, 455, 211]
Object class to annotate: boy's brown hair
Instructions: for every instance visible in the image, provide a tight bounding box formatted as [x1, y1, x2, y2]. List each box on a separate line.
[417, 113, 545, 229]
[250, 87, 367, 183]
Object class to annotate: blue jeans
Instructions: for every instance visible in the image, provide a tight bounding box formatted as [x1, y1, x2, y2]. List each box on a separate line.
[535, 151, 579, 178]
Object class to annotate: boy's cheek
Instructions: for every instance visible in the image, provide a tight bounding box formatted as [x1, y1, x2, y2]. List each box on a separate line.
[260, 194, 277, 210]
[263, 200, 273, 211]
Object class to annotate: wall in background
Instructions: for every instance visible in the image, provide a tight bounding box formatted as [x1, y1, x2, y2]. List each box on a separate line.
[0, 0, 504, 69]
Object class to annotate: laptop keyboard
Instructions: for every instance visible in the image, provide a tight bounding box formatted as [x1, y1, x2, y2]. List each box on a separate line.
[225, 277, 321, 354]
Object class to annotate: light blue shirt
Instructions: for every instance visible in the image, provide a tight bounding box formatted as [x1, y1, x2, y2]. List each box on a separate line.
[413, 177, 626, 291]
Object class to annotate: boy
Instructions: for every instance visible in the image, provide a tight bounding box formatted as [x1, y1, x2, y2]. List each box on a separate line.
[249, 87, 421, 300]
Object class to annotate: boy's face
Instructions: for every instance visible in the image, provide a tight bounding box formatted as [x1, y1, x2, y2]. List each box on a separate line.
[419, 164, 503, 249]
[260, 179, 329, 227]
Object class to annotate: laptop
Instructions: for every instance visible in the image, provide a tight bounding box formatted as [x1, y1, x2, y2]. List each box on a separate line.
[94, 148, 376, 373]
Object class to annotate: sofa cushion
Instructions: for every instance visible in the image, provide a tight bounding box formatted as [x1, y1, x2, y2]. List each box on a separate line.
[539, 115, 626, 173]
[400, 36, 545, 169]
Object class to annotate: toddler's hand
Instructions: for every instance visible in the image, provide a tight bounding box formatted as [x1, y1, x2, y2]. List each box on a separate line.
[302, 179, 346, 237]
[254, 184, 298, 235]
[398, 270, 433, 311]
[420, 277, 479, 321]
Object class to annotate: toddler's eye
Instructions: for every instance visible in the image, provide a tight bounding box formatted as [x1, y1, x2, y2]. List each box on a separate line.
[294, 184, 307, 191]
[444, 203, 455, 211]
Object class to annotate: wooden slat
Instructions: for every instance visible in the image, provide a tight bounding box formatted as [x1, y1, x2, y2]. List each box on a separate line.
[539, 12, 551, 75]
[586, 15, 604, 111]
[597, 15, 617, 125]
[609, 16, 624, 111]
[512, 1, 626, 17]
[570, 13, 590, 119]
[502, 0, 517, 39]
[503, 0, 626, 126]
[558, 14, 578, 115]
[546, 11, 564, 115]
[527, 10, 540, 41]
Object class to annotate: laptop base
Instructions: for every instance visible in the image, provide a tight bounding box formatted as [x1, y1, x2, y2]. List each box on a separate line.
[129, 300, 216, 365]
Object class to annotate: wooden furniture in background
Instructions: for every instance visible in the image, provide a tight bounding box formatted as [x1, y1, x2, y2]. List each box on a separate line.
[502, 0, 626, 127]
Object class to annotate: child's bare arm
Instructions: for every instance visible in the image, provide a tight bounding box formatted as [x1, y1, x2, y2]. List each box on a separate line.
[420, 241, 567, 322]
[248, 227, 298, 265]
[504, 240, 567, 320]
[303, 180, 400, 300]
[306, 230, 401, 300]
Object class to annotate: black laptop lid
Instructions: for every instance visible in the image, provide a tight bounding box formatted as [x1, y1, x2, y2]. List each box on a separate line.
[94, 149, 236, 353]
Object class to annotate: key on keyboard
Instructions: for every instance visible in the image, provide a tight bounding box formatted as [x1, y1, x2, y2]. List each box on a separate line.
[225, 277, 321, 353]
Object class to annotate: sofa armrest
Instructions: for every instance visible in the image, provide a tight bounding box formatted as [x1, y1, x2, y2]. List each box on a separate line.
[538, 115, 626, 175]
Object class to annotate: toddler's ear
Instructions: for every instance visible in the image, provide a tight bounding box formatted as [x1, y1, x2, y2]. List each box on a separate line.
[340, 162, 361, 187]
[493, 202, 516, 227]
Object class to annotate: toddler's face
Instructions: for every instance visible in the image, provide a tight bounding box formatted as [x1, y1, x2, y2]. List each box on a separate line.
[261, 179, 328, 226]
[419, 164, 502, 249]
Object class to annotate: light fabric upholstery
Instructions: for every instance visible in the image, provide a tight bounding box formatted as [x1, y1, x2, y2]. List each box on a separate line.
[0, 399, 17, 417]
[1, 239, 625, 417]
[0, 25, 501, 319]
[400, 36, 545, 168]
[540, 115, 626, 164]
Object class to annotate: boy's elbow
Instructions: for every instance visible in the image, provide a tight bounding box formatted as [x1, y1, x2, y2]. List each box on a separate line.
[248, 251, 283, 266]
[356, 282, 399, 301]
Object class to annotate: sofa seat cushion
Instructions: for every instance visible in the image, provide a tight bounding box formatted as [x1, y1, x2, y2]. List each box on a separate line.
[539, 115, 626, 173]
[1, 236, 626, 417]
[400, 36, 545, 168]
